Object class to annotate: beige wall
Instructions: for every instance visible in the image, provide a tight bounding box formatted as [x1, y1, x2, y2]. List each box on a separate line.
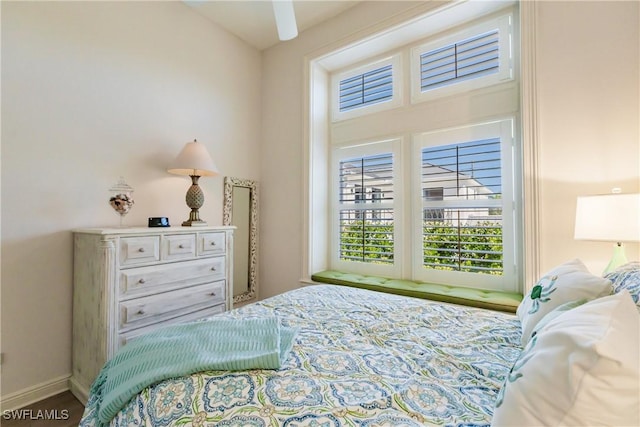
[260, 1, 427, 299]
[260, 0, 639, 300]
[1, 1, 261, 398]
[536, 1, 639, 273]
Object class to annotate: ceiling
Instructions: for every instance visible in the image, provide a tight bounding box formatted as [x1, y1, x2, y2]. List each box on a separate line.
[183, 1, 362, 51]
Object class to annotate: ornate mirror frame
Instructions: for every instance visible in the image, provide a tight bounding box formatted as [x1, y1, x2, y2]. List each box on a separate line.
[223, 176, 258, 305]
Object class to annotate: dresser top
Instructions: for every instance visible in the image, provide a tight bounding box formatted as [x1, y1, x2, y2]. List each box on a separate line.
[73, 225, 235, 235]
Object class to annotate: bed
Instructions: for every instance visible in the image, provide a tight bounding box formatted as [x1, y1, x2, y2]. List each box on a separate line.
[79, 259, 640, 427]
[79, 284, 522, 426]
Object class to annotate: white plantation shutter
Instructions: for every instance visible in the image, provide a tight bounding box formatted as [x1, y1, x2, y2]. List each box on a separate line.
[413, 120, 517, 290]
[332, 140, 400, 277]
[411, 13, 512, 104]
[339, 65, 393, 112]
[338, 152, 394, 263]
[420, 30, 500, 92]
[421, 138, 503, 275]
[332, 55, 402, 122]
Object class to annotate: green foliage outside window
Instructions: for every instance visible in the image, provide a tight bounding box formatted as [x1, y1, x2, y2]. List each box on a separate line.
[423, 220, 503, 275]
[340, 220, 394, 264]
[340, 219, 503, 274]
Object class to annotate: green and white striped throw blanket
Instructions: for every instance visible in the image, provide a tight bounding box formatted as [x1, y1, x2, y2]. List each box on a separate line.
[89, 316, 298, 426]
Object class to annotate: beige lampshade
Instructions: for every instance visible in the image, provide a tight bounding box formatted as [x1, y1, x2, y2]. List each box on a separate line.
[168, 139, 219, 177]
[574, 193, 640, 242]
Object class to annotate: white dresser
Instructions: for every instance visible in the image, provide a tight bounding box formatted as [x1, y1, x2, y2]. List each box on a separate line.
[70, 226, 234, 404]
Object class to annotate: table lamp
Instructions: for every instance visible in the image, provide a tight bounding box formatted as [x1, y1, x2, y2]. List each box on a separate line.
[574, 192, 640, 274]
[168, 139, 219, 226]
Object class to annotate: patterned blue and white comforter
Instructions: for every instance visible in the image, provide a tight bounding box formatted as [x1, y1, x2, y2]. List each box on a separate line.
[80, 284, 521, 426]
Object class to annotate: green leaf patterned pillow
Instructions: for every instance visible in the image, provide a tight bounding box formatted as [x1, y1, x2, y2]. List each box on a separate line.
[517, 259, 612, 346]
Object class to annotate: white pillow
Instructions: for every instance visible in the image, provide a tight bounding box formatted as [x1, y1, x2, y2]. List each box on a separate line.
[525, 298, 588, 343]
[517, 258, 612, 346]
[492, 291, 640, 427]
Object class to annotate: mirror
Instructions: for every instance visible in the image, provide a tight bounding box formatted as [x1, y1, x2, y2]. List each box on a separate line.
[223, 177, 258, 305]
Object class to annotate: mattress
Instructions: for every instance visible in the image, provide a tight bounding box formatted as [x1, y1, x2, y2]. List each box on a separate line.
[79, 284, 521, 426]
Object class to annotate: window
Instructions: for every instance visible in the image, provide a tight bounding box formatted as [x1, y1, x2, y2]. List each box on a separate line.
[332, 55, 402, 122]
[332, 140, 400, 277]
[339, 65, 392, 112]
[419, 30, 499, 92]
[330, 121, 516, 289]
[421, 139, 502, 273]
[413, 120, 517, 290]
[411, 13, 513, 104]
[309, 3, 521, 293]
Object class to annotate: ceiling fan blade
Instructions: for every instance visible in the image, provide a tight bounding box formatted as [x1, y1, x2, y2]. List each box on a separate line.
[272, 0, 298, 41]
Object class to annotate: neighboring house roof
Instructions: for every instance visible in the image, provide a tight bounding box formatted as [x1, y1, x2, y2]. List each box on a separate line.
[341, 162, 495, 197]
[421, 163, 494, 196]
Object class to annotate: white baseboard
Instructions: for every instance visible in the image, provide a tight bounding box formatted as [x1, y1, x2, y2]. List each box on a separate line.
[0, 375, 71, 412]
[69, 377, 89, 406]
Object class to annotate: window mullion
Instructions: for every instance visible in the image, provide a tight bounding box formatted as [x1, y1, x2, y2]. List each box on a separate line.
[454, 43, 459, 79]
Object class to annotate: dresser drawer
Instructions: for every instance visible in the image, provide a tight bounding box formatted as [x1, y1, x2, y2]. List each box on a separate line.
[162, 233, 196, 261]
[119, 280, 226, 331]
[198, 232, 226, 256]
[119, 257, 225, 299]
[120, 236, 160, 266]
[118, 304, 226, 347]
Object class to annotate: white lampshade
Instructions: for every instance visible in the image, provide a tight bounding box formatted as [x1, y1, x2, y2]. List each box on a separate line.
[167, 139, 219, 177]
[575, 192, 640, 274]
[574, 193, 640, 242]
[272, 0, 298, 41]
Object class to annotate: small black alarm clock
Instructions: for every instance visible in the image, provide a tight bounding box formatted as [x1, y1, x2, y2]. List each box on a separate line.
[148, 217, 170, 227]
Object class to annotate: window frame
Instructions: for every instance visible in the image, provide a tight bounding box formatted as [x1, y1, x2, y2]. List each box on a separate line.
[411, 119, 518, 291]
[330, 138, 403, 278]
[410, 12, 513, 104]
[331, 54, 403, 122]
[303, 2, 529, 294]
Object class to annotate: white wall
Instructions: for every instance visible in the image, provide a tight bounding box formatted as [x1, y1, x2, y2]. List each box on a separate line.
[1, 1, 261, 398]
[536, 1, 639, 273]
[260, 0, 639, 300]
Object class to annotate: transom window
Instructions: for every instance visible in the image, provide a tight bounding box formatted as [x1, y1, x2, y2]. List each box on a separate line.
[331, 55, 402, 122]
[419, 30, 499, 92]
[411, 13, 513, 104]
[339, 65, 393, 112]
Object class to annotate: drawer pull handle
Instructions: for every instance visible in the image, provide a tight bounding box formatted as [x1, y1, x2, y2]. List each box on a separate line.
[137, 309, 145, 315]
[210, 242, 216, 246]
[138, 248, 145, 253]
[138, 278, 146, 284]
[211, 267, 216, 271]
[178, 244, 184, 249]
[209, 292, 216, 297]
